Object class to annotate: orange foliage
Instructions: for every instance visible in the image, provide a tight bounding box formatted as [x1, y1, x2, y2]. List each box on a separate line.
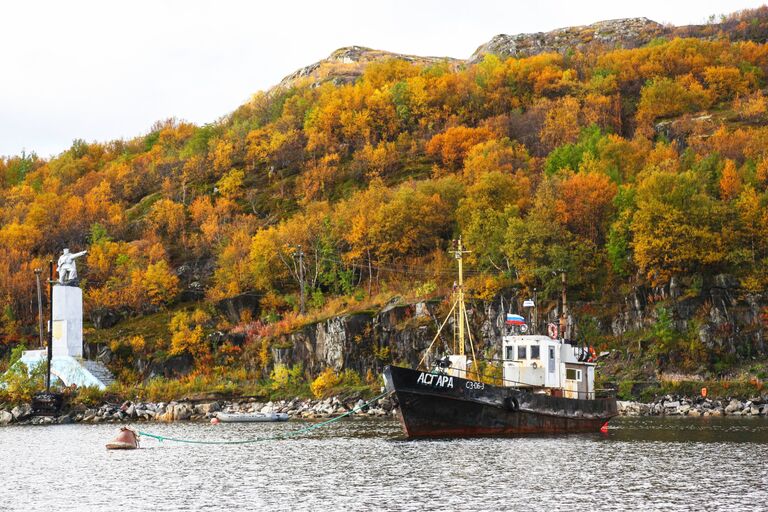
[555, 171, 618, 243]
[426, 126, 495, 171]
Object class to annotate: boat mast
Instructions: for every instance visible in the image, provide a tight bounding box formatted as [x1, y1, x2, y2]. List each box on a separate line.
[454, 238, 465, 356]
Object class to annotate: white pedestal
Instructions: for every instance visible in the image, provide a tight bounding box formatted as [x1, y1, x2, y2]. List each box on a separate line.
[52, 285, 83, 358]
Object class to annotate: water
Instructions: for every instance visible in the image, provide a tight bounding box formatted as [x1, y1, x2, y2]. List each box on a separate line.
[2, 416, 768, 511]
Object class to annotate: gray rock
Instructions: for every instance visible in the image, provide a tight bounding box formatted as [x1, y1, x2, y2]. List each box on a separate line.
[678, 404, 691, 414]
[0, 410, 13, 425]
[11, 404, 32, 421]
[173, 404, 192, 421]
[725, 400, 743, 414]
[194, 402, 220, 415]
[664, 401, 680, 409]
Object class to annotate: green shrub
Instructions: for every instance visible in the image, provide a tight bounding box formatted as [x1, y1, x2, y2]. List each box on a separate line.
[0, 345, 46, 404]
[617, 380, 634, 400]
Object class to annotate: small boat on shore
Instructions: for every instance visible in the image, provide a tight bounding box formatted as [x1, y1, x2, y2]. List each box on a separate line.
[215, 412, 289, 423]
[106, 427, 140, 449]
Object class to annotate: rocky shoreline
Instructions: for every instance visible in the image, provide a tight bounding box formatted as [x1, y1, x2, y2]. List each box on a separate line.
[618, 395, 768, 417]
[0, 395, 396, 426]
[5, 393, 768, 425]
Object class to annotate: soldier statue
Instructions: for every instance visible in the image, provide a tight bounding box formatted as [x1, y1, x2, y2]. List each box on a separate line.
[57, 248, 87, 285]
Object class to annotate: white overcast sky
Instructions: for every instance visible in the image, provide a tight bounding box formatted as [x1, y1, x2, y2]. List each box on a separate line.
[0, 0, 764, 158]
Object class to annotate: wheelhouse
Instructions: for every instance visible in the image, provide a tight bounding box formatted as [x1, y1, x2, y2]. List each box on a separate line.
[502, 334, 595, 399]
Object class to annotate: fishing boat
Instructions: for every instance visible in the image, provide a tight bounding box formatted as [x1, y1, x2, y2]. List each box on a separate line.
[383, 238, 617, 438]
[215, 412, 289, 423]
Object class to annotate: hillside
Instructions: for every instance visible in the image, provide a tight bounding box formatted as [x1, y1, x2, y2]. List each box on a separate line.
[3, 6, 768, 399]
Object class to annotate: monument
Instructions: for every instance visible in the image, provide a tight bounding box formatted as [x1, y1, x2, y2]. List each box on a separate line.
[12, 248, 115, 391]
[52, 248, 87, 358]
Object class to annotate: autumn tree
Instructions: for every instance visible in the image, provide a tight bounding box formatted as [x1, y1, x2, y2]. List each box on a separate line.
[632, 168, 726, 282]
[426, 126, 495, 171]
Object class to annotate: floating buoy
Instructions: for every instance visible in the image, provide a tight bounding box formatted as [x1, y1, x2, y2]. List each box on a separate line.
[600, 422, 609, 433]
[701, 387, 708, 398]
[211, 417, 220, 425]
[106, 426, 139, 450]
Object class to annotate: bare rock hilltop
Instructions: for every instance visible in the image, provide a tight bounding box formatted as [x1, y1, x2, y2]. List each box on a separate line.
[277, 46, 463, 90]
[470, 17, 665, 63]
[275, 8, 768, 89]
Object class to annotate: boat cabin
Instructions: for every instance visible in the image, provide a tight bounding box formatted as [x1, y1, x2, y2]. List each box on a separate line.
[502, 334, 595, 399]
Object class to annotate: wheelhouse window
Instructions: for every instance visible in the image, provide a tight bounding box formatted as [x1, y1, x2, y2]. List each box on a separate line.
[505, 345, 514, 360]
[530, 345, 540, 359]
[566, 368, 582, 381]
[517, 345, 527, 360]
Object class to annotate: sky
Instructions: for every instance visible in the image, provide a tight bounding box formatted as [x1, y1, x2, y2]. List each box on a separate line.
[1, 0, 765, 158]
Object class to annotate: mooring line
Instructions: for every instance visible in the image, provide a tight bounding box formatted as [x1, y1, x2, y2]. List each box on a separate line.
[137, 391, 391, 445]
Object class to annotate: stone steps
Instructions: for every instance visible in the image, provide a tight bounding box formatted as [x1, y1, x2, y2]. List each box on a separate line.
[81, 360, 116, 387]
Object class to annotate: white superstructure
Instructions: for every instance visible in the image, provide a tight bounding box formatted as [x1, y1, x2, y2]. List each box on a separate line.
[502, 333, 595, 399]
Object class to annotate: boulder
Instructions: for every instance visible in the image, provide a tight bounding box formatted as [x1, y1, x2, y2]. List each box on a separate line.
[11, 404, 32, 421]
[725, 400, 743, 414]
[57, 415, 73, 425]
[0, 410, 13, 425]
[194, 402, 220, 415]
[173, 403, 193, 421]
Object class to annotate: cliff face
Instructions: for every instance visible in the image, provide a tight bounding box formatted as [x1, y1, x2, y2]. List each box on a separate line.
[612, 275, 766, 358]
[470, 18, 664, 63]
[269, 276, 766, 378]
[271, 298, 511, 377]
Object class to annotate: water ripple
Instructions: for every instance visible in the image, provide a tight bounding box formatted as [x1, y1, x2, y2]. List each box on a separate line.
[1, 416, 767, 511]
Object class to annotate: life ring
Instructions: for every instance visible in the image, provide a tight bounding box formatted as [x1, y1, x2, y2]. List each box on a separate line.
[547, 323, 558, 339]
[587, 347, 597, 363]
[504, 396, 519, 412]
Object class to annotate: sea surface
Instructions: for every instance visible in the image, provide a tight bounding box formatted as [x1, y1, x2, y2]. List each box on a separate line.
[2, 416, 767, 511]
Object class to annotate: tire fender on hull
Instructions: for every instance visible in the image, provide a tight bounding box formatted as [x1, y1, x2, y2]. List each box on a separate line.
[504, 396, 519, 412]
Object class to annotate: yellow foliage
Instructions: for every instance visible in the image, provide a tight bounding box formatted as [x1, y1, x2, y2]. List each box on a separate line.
[216, 169, 245, 199]
[142, 260, 180, 306]
[309, 367, 362, 398]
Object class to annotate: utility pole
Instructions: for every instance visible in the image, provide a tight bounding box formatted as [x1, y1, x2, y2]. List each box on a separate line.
[46, 261, 54, 393]
[34, 268, 44, 349]
[560, 271, 568, 340]
[533, 287, 538, 335]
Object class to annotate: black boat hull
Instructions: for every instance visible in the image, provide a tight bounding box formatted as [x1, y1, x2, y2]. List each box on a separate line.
[383, 365, 618, 438]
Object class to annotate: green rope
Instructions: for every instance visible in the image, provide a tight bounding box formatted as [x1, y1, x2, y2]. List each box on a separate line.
[138, 391, 391, 445]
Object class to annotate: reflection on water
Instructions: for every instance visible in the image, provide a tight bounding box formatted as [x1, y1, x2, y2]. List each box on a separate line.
[2, 416, 768, 511]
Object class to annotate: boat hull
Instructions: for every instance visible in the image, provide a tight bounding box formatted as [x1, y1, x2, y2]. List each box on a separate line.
[383, 365, 617, 438]
[215, 412, 289, 423]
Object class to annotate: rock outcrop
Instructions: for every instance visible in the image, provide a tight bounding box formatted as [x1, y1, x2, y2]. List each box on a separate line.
[470, 18, 664, 63]
[611, 274, 767, 358]
[276, 46, 463, 90]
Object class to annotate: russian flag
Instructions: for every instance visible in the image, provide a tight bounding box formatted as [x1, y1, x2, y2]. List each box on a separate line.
[506, 313, 525, 325]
